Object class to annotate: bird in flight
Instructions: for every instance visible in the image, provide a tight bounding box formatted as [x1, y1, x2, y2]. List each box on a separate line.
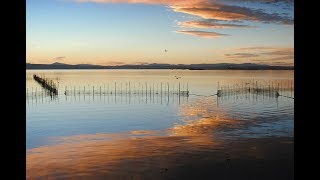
[164, 49, 168, 52]
[174, 75, 181, 79]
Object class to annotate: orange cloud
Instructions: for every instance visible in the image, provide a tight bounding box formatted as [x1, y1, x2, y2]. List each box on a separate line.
[178, 20, 254, 28]
[75, 0, 293, 24]
[176, 30, 228, 38]
[75, 0, 203, 5]
[172, 5, 250, 21]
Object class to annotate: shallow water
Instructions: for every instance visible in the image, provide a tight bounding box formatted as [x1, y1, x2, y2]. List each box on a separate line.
[26, 70, 294, 179]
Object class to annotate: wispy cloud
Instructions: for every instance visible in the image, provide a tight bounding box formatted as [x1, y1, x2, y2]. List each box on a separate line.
[73, 0, 293, 40]
[235, 46, 276, 51]
[225, 0, 294, 4]
[178, 20, 255, 28]
[176, 30, 228, 38]
[102, 61, 126, 66]
[225, 53, 259, 58]
[261, 49, 293, 56]
[74, 0, 198, 5]
[53, 56, 66, 62]
[75, 0, 293, 24]
[101, 61, 151, 65]
[171, 3, 293, 24]
[266, 55, 293, 61]
[225, 46, 293, 65]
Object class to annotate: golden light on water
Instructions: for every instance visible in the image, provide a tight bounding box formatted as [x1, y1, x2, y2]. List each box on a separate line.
[27, 97, 240, 178]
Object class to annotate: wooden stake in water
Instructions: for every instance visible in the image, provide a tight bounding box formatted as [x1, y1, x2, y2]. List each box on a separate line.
[288, 80, 290, 96]
[291, 80, 293, 97]
[138, 82, 141, 94]
[187, 83, 188, 93]
[142, 83, 144, 95]
[133, 83, 135, 94]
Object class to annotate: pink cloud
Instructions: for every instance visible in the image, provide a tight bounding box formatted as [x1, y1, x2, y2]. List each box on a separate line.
[176, 30, 228, 38]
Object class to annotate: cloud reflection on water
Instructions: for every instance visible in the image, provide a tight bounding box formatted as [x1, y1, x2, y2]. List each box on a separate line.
[26, 97, 292, 179]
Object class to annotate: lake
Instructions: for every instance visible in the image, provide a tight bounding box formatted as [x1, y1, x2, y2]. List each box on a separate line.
[26, 70, 294, 179]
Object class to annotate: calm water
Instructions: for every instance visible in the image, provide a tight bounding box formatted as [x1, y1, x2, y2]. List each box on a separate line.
[26, 70, 294, 179]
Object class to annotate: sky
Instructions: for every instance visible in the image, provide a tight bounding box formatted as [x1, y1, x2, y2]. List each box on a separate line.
[26, 0, 294, 66]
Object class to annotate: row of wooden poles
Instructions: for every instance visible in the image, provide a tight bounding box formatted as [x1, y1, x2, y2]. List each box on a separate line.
[27, 89, 188, 105]
[216, 80, 294, 98]
[33, 74, 58, 95]
[63, 82, 189, 96]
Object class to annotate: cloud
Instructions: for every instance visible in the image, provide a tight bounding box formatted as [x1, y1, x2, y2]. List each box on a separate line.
[53, 56, 66, 61]
[100, 61, 151, 65]
[178, 20, 255, 28]
[75, 0, 199, 5]
[225, 53, 259, 58]
[73, 0, 293, 40]
[171, 3, 293, 24]
[261, 49, 293, 56]
[226, 46, 293, 65]
[176, 30, 228, 38]
[235, 46, 276, 51]
[266, 55, 293, 61]
[103, 61, 126, 65]
[235, 46, 293, 53]
[226, 0, 294, 4]
[75, 0, 293, 25]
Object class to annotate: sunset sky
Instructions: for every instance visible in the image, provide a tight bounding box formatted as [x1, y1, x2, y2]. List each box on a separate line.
[26, 0, 294, 66]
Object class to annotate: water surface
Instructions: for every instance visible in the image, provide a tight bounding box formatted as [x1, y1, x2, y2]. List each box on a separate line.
[26, 70, 294, 179]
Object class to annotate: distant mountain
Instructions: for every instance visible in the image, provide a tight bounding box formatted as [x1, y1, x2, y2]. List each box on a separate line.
[26, 62, 104, 69]
[26, 62, 293, 70]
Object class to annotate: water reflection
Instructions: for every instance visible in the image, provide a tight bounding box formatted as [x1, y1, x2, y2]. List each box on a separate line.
[26, 70, 293, 179]
[27, 97, 293, 179]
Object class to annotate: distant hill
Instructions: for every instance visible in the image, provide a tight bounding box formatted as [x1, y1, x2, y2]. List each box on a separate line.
[26, 62, 294, 70]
